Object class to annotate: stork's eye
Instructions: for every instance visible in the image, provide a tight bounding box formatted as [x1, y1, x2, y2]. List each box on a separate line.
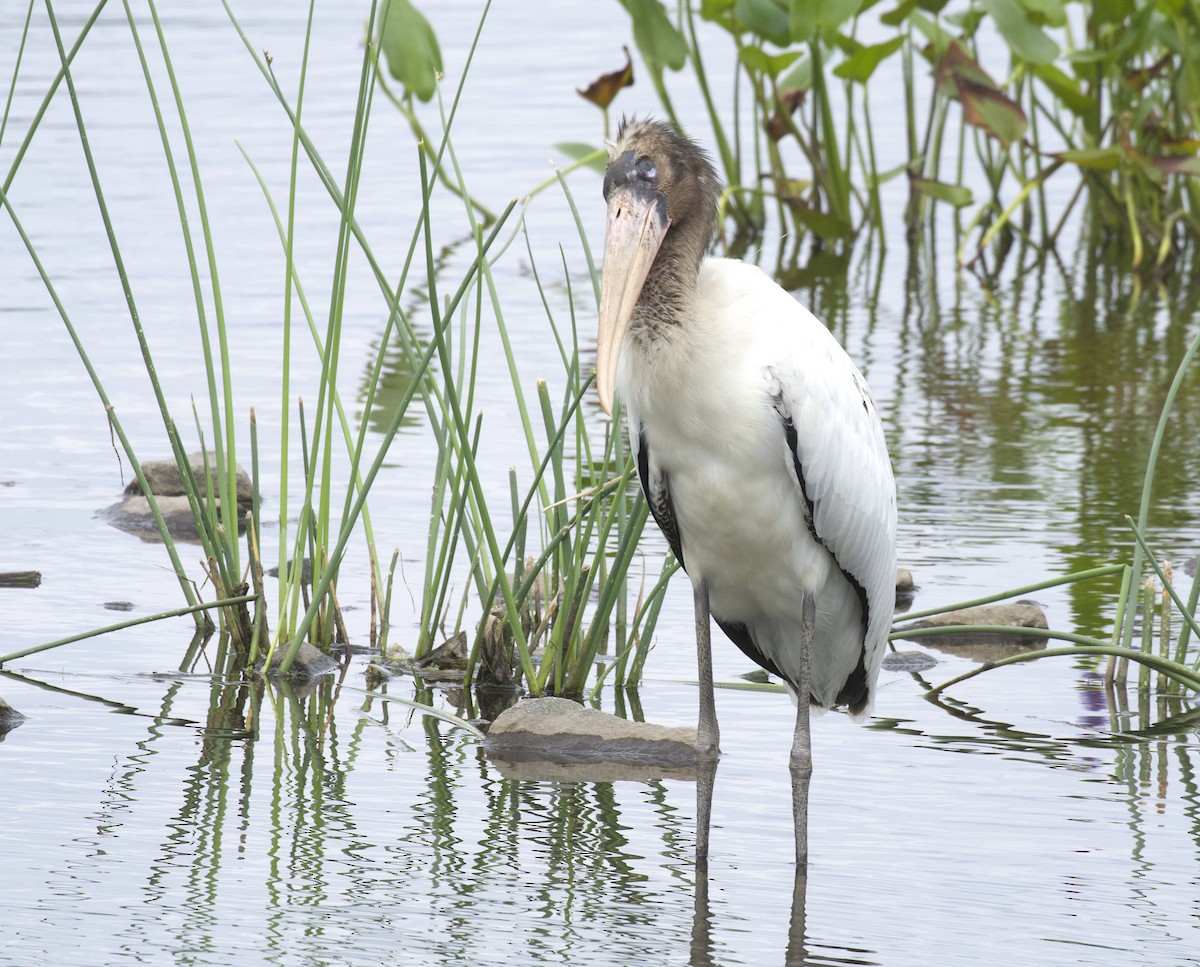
[635, 157, 658, 182]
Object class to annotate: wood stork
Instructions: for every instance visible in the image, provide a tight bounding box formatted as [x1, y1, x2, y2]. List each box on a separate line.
[596, 118, 897, 867]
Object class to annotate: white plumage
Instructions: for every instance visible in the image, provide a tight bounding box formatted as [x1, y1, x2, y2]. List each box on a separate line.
[624, 257, 897, 710]
[618, 257, 896, 713]
[595, 118, 897, 866]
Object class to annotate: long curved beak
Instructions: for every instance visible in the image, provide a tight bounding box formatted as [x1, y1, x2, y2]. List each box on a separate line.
[596, 186, 670, 415]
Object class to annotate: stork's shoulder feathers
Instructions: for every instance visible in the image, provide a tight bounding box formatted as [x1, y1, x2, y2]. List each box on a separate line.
[715, 258, 897, 654]
[697, 256, 898, 641]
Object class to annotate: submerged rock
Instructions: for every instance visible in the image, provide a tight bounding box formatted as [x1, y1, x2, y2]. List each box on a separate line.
[367, 632, 467, 685]
[881, 650, 938, 672]
[267, 557, 313, 585]
[102, 451, 253, 543]
[125, 451, 253, 504]
[484, 696, 699, 781]
[100, 495, 208, 542]
[892, 601, 1049, 660]
[895, 567, 917, 611]
[259, 641, 338, 682]
[0, 696, 27, 734]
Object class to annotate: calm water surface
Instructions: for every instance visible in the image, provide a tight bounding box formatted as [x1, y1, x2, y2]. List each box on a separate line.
[2, 2, 1199, 965]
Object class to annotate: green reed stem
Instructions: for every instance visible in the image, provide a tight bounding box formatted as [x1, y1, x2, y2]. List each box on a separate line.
[149, 0, 242, 571]
[895, 563, 1125, 626]
[1, 0, 106, 194]
[1119, 320, 1200, 648]
[1125, 517, 1200, 662]
[929, 644, 1200, 697]
[0, 594, 256, 665]
[275, 194, 518, 675]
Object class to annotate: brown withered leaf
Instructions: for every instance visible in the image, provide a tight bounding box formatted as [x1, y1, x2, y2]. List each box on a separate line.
[1125, 54, 1172, 93]
[932, 41, 997, 100]
[933, 41, 1027, 147]
[764, 88, 806, 142]
[1151, 154, 1200, 177]
[957, 80, 1027, 147]
[578, 46, 634, 110]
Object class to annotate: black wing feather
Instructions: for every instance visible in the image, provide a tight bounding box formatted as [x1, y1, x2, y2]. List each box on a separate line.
[779, 411, 871, 712]
[636, 424, 684, 568]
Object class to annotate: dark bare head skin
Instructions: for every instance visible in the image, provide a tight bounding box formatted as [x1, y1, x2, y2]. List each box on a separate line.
[596, 118, 723, 413]
[604, 118, 722, 327]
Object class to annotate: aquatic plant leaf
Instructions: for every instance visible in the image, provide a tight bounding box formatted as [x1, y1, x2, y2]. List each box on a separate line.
[908, 174, 973, 207]
[935, 42, 1027, 145]
[1123, 54, 1172, 93]
[778, 52, 814, 91]
[577, 47, 634, 109]
[617, 0, 689, 80]
[735, 0, 792, 47]
[555, 142, 609, 174]
[882, 0, 949, 27]
[1032, 63, 1094, 117]
[933, 41, 998, 96]
[909, 9, 954, 58]
[1150, 155, 1200, 178]
[866, 160, 910, 186]
[1058, 146, 1123, 171]
[879, 0, 915, 27]
[789, 0, 862, 42]
[833, 35, 903, 82]
[378, 0, 443, 103]
[700, 0, 737, 19]
[1090, 0, 1135, 27]
[1018, 0, 1066, 28]
[739, 45, 803, 79]
[982, 0, 1059, 65]
[792, 204, 854, 239]
[960, 82, 1028, 145]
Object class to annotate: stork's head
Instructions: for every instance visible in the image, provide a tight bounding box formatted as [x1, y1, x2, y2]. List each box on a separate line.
[596, 118, 720, 414]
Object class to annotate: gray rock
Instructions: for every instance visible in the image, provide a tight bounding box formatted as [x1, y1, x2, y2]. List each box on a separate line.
[901, 601, 1048, 631]
[895, 566, 917, 611]
[260, 641, 338, 682]
[100, 495, 211, 543]
[892, 601, 1049, 659]
[104, 451, 254, 542]
[484, 696, 699, 781]
[0, 695, 27, 734]
[881, 650, 938, 672]
[125, 450, 252, 504]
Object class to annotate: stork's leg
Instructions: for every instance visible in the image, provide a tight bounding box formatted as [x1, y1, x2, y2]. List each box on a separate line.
[694, 752, 717, 877]
[785, 861, 809, 966]
[790, 590, 815, 870]
[690, 821, 716, 965]
[694, 579, 720, 874]
[694, 578, 720, 758]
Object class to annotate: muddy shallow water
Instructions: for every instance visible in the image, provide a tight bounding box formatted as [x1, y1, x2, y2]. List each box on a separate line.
[3, 2, 1200, 965]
